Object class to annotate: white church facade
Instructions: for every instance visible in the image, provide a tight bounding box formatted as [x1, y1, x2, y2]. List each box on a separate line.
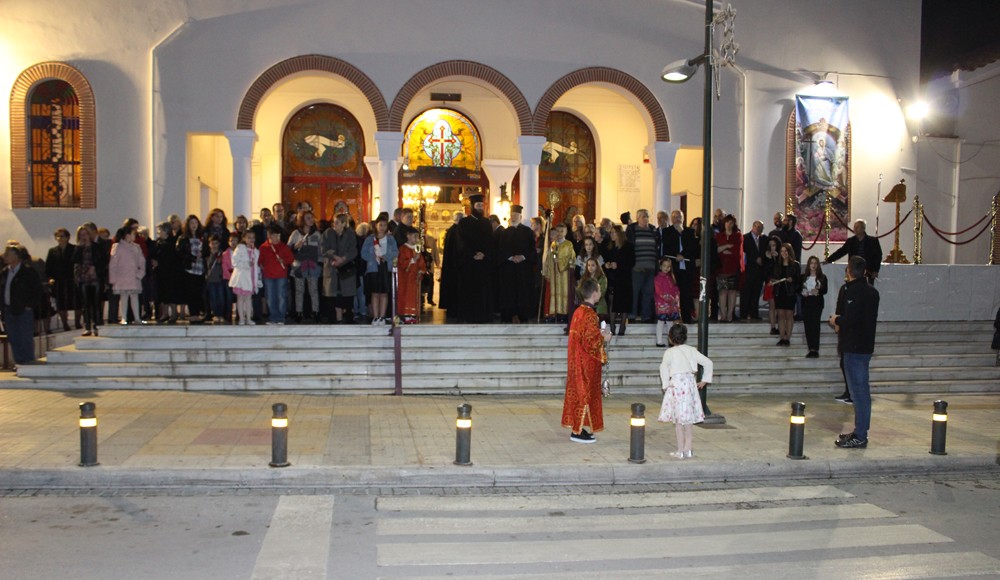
[2, 0, 998, 284]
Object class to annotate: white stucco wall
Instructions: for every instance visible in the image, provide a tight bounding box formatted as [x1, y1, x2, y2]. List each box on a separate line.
[1, 0, 926, 266]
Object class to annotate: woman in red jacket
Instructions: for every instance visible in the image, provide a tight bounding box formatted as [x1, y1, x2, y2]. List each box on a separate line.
[714, 214, 742, 322]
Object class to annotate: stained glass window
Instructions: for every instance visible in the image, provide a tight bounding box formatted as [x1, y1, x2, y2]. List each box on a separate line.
[404, 109, 481, 172]
[28, 80, 81, 207]
[282, 103, 370, 222]
[539, 111, 596, 224]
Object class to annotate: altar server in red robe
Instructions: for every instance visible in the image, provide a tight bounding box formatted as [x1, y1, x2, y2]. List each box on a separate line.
[561, 278, 612, 443]
[396, 225, 425, 324]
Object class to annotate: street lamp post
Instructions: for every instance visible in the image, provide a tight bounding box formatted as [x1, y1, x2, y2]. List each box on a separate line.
[661, 1, 737, 423]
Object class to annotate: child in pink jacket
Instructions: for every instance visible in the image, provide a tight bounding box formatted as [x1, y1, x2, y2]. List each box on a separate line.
[109, 226, 146, 325]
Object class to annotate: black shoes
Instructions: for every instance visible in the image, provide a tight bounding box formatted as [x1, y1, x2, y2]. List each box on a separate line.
[834, 393, 853, 404]
[835, 434, 868, 448]
[769, 327, 779, 335]
[776, 339, 790, 346]
[570, 430, 596, 444]
[805, 351, 819, 358]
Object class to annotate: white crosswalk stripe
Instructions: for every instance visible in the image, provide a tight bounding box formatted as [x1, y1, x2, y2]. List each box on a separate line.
[378, 524, 952, 566]
[372, 485, 1000, 578]
[375, 484, 853, 512]
[252, 495, 335, 579]
[377, 552, 1000, 580]
[377, 503, 896, 536]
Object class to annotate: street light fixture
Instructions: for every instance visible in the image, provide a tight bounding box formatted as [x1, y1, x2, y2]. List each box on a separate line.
[661, 1, 737, 424]
[660, 56, 706, 83]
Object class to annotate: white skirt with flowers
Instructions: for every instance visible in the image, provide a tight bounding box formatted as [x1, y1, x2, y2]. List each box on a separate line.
[658, 372, 705, 425]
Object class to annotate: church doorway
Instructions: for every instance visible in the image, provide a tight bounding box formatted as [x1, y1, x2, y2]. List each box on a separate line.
[282, 103, 371, 223]
[511, 110, 597, 225]
[399, 108, 488, 253]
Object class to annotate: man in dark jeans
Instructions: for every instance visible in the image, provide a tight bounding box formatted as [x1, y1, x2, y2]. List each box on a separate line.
[625, 209, 660, 322]
[828, 255, 879, 449]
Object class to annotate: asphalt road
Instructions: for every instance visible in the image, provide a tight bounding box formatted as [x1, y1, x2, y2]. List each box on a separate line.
[1, 475, 998, 579]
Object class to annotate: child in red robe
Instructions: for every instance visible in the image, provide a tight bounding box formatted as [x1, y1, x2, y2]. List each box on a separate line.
[561, 278, 611, 443]
[396, 226, 425, 324]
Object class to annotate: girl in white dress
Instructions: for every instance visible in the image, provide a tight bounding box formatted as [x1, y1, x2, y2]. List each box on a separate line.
[658, 324, 713, 459]
[228, 231, 261, 325]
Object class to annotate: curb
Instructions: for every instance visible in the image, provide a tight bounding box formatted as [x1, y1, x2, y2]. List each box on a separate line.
[2, 456, 997, 490]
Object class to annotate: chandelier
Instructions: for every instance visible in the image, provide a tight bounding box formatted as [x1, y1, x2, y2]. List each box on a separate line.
[401, 184, 440, 209]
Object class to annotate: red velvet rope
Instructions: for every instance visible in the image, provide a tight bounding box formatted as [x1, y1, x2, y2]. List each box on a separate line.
[801, 212, 826, 251]
[832, 208, 913, 239]
[874, 208, 914, 239]
[923, 213, 994, 246]
[920, 211, 990, 236]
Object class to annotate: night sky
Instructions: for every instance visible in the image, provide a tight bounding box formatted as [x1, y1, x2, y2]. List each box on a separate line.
[921, 0, 1000, 82]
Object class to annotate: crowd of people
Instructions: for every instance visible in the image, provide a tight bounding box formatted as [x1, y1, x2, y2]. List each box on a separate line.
[1, 196, 884, 366]
[442, 202, 882, 359]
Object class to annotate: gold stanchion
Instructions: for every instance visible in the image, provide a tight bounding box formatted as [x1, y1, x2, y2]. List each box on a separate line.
[883, 180, 910, 264]
[990, 192, 999, 265]
[913, 195, 923, 265]
[823, 193, 832, 260]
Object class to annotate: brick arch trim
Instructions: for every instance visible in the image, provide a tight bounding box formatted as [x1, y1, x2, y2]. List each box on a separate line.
[388, 60, 533, 135]
[534, 67, 670, 141]
[10, 62, 97, 209]
[236, 55, 389, 131]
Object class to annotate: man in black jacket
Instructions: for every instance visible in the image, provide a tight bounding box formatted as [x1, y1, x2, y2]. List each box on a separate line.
[824, 218, 882, 284]
[660, 210, 697, 323]
[1, 243, 42, 367]
[829, 256, 879, 449]
[740, 220, 766, 320]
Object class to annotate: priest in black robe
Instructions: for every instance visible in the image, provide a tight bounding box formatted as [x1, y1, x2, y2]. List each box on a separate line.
[438, 212, 462, 317]
[455, 193, 494, 323]
[497, 205, 537, 323]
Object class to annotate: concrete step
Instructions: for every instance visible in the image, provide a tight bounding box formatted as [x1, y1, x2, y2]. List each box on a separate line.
[3, 373, 996, 396]
[8, 320, 996, 395]
[42, 345, 996, 370]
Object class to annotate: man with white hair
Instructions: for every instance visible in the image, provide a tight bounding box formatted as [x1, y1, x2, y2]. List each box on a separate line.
[825, 218, 882, 284]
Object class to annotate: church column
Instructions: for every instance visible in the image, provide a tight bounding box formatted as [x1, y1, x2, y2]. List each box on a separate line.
[481, 159, 520, 224]
[647, 141, 680, 219]
[518, 136, 546, 220]
[363, 156, 381, 221]
[375, 131, 404, 217]
[224, 130, 258, 219]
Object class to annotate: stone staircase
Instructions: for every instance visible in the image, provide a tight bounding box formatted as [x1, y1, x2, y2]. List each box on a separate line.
[3, 320, 997, 396]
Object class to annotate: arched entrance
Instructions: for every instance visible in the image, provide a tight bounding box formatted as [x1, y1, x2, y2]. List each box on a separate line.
[400, 107, 488, 251]
[282, 103, 371, 222]
[538, 111, 597, 225]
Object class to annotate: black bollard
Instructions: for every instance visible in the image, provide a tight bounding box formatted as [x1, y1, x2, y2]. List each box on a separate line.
[454, 403, 472, 466]
[78, 401, 99, 467]
[787, 402, 807, 460]
[269, 403, 290, 468]
[930, 400, 948, 456]
[628, 403, 646, 464]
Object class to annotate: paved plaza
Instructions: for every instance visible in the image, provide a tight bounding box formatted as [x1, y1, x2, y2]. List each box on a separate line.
[0, 389, 997, 489]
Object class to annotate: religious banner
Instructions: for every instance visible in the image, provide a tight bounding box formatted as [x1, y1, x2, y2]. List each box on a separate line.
[787, 95, 851, 242]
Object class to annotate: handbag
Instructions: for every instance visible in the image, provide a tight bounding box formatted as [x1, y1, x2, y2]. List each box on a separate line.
[337, 260, 356, 277]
